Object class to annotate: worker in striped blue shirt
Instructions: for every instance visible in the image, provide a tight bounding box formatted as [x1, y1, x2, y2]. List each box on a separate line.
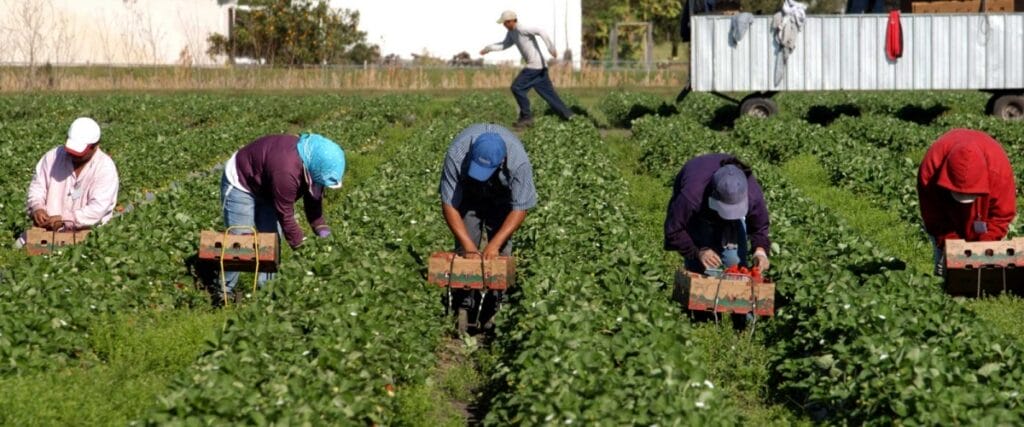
[439, 123, 537, 331]
[480, 10, 574, 128]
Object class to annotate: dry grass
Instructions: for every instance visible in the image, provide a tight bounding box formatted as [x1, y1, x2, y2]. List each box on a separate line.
[0, 63, 687, 92]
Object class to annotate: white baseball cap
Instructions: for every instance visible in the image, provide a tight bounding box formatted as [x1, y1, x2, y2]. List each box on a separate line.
[497, 10, 517, 23]
[65, 117, 101, 156]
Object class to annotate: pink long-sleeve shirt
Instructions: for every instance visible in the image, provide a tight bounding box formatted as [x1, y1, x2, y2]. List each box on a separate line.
[26, 146, 120, 228]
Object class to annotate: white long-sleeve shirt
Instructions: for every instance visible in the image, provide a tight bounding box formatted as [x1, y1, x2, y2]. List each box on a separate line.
[483, 25, 555, 70]
[26, 146, 119, 228]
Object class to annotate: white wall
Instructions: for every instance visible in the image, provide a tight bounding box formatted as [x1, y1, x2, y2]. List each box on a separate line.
[0, 0, 230, 66]
[332, 0, 583, 69]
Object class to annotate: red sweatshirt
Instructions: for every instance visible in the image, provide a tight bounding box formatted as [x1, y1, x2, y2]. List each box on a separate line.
[917, 129, 1016, 247]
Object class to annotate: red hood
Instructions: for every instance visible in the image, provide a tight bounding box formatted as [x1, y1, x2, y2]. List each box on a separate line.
[935, 139, 989, 195]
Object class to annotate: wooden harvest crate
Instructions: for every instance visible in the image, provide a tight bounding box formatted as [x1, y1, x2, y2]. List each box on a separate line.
[198, 230, 279, 273]
[24, 227, 90, 256]
[944, 238, 1024, 297]
[672, 269, 775, 317]
[911, 0, 1013, 13]
[427, 252, 515, 291]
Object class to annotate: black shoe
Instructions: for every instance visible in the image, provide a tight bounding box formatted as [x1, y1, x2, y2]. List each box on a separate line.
[514, 118, 534, 129]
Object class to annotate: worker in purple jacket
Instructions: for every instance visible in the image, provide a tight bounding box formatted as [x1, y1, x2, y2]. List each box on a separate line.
[664, 154, 771, 274]
[217, 133, 346, 303]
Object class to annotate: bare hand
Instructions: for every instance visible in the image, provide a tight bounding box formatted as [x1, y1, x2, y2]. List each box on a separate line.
[32, 209, 50, 227]
[479, 49, 487, 56]
[482, 245, 500, 260]
[752, 248, 770, 272]
[699, 248, 722, 270]
[47, 215, 64, 231]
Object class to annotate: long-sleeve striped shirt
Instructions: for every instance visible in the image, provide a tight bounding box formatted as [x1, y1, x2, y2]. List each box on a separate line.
[26, 146, 119, 228]
[440, 124, 537, 211]
[482, 25, 555, 70]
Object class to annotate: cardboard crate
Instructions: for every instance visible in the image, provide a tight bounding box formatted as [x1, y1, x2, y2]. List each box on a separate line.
[672, 269, 775, 317]
[945, 238, 1024, 269]
[198, 230, 278, 273]
[25, 227, 90, 256]
[944, 238, 1024, 296]
[911, 0, 1014, 13]
[427, 252, 515, 290]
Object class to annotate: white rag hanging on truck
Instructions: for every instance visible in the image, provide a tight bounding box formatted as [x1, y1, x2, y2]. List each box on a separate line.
[772, 0, 807, 86]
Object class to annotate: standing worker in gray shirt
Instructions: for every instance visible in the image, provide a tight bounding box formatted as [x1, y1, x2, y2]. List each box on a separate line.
[439, 123, 537, 333]
[480, 10, 574, 128]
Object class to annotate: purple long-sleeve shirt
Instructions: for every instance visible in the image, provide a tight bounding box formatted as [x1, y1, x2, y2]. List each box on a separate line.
[664, 153, 771, 258]
[234, 135, 325, 248]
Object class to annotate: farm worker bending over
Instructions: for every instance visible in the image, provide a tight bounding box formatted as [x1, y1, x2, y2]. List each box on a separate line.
[26, 117, 119, 232]
[439, 123, 537, 329]
[218, 133, 345, 301]
[479, 10, 574, 128]
[917, 128, 1016, 276]
[664, 154, 771, 274]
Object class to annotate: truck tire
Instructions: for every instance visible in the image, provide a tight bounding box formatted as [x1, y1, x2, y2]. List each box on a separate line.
[992, 94, 1024, 121]
[739, 96, 779, 118]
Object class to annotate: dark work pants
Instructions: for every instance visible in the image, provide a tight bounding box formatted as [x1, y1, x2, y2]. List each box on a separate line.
[450, 202, 511, 326]
[846, 0, 886, 13]
[511, 68, 573, 120]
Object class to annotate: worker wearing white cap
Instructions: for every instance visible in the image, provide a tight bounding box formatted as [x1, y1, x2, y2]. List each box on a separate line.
[479, 10, 574, 128]
[25, 117, 120, 231]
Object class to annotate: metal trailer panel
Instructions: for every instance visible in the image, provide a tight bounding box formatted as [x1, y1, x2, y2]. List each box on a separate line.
[715, 19, 735, 91]
[1008, 15, 1024, 88]
[805, 18, 823, 90]
[751, 19, 772, 89]
[691, 13, 1024, 92]
[822, 18, 842, 90]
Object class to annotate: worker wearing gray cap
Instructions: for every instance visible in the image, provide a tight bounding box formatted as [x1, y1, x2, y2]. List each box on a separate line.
[480, 10, 574, 128]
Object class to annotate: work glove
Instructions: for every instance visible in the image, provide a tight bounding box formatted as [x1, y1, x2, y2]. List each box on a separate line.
[699, 248, 722, 270]
[315, 225, 331, 238]
[752, 248, 770, 272]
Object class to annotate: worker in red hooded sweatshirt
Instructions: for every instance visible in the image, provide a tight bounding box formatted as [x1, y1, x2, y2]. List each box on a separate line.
[918, 128, 1017, 276]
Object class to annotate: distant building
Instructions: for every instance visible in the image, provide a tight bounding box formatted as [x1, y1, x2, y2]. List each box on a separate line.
[0, 0, 231, 66]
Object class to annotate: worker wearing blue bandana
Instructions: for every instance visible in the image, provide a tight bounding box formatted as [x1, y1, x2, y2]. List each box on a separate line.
[439, 123, 537, 330]
[218, 132, 346, 303]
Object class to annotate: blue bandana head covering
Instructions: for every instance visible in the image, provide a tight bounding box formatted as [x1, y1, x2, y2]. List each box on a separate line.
[296, 133, 345, 191]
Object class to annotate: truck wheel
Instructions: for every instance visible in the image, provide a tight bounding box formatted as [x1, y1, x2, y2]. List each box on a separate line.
[739, 96, 779, 118]
[991, 94, 1024, 120]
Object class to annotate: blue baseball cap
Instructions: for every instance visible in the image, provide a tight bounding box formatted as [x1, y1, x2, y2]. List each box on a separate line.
[467, 133, 507, 181]
[708, 164, 749, 220]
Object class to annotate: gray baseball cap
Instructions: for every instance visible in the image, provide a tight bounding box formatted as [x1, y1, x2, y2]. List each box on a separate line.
[708, 164, 749, 220]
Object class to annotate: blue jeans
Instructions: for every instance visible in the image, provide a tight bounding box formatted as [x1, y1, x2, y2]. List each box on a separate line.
[218, 175, 278, 294]
[511, 68, 573, 120]
[928, 235, 945, 276]
[684, 217, 748, 274]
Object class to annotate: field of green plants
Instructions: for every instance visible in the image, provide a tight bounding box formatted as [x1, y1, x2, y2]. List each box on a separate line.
[1, 89, 1023, 425]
